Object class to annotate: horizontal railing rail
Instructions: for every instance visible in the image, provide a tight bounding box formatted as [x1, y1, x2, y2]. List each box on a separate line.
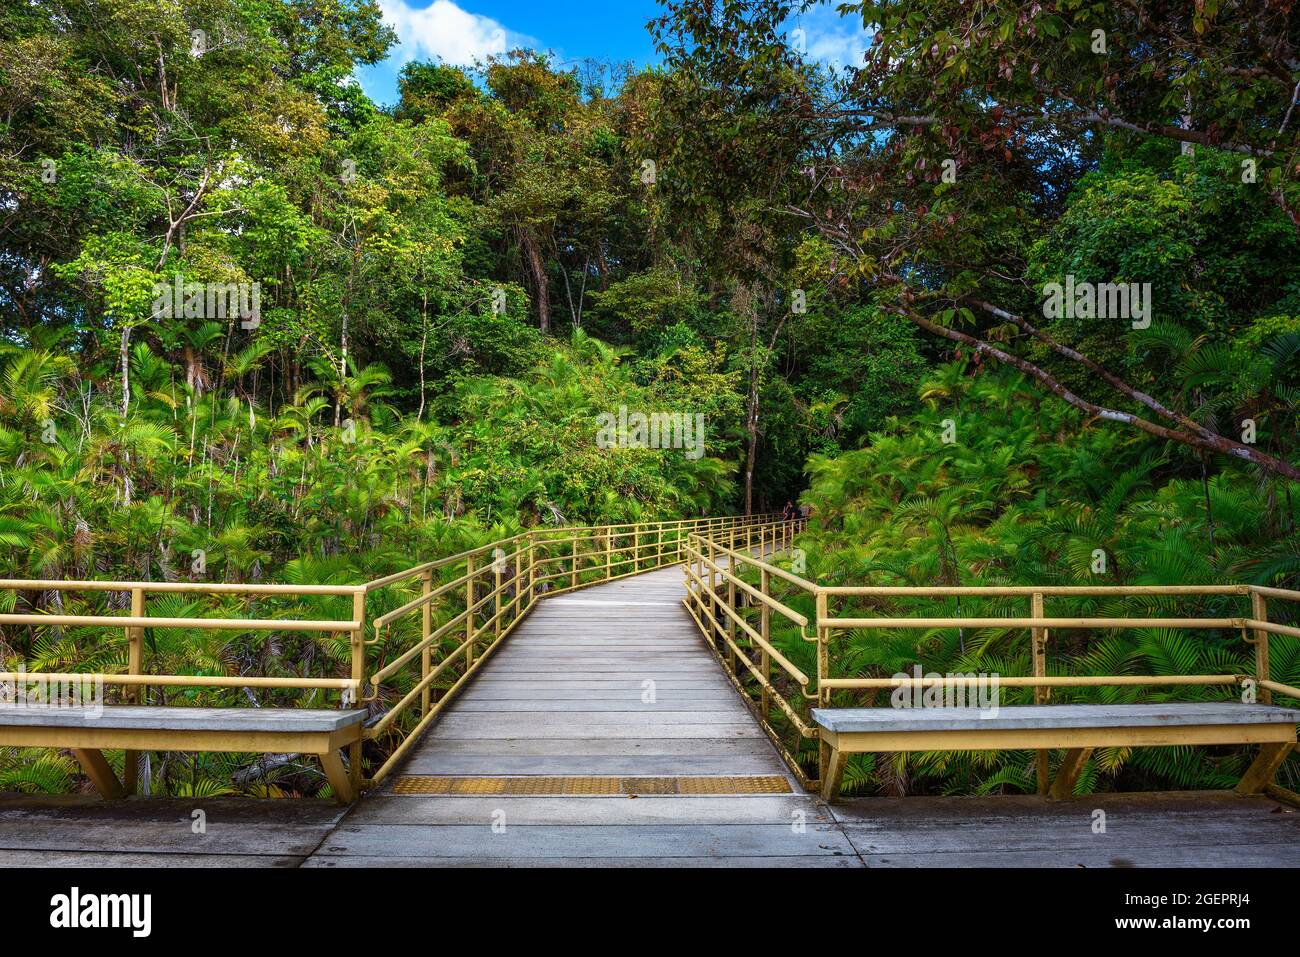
[683, 525, 1300, 797]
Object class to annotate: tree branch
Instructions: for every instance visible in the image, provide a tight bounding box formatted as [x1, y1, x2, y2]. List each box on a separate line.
[894, 305, 1300, 481]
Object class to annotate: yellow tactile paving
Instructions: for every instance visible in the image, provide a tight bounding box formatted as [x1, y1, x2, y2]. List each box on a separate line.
[390, 775, 793, 796]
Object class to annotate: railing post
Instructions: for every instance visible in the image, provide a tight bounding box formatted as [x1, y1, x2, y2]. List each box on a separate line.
[570, 534, 579, 589]
[815, 587, 831, 792]
[495, 552, 504, 639]
[1251, 589, 1271, 705]
[606, 528, 612, 580]
[349, 588, 366, 795]
[123, 586, 145, 795]
[527, 534, 536, 607]
[421, 569, 433, 715]
[726, 553, 737, 673]
[816, 589, 829, 707]
[1031, 591, 1049, 794]
[465, 555, 476, 669]
[759, 567, 771, 719]
[633, 526, 640, 573]
[706, 538, 717, 645]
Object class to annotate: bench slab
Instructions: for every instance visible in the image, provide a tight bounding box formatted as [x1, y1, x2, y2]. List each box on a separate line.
[811, 702, 1299, 734]
[0, 705, 366, 735]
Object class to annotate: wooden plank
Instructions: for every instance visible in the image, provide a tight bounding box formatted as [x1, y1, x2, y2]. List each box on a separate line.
[826, 790, 1287, 822]
[434, 709, 753, 724]
[471, 665, 724, 675]
[837, 813, 1300, 855]
[428, 714, 765, 739]
[492, 640, 707, 648]
[0, 725, 354, 753]
[467, 679, 733, 690]
[498, 645, 708, 652]
[487, 655, 716, 664]
[394, 754, 789, 775]
[859, 844, 1300, 867]
[312, 823, 858, 859]
[825, 724, 1296, 751]
[490, 650, 711, 657]
[302, 854, 862, 868]
[431, 724, 765, 741]
[447, 699, 753, 713]
[508, 623, 699, 630]
[811, 702, 1300, 732]
[0, 851, 303, 867]
[457, 687, 734, 700]
[0, 793, 348, 823]
[826, 792, 1300, 866]
[0, 816, 339, 857]
[0, 705, 367, 732]
[516, 616, 693, 623]
[408, 737, 781, 757]
[351, 795, 829, 826]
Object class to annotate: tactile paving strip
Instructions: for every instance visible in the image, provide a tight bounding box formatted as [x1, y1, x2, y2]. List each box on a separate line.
[390, 775, 792, 796]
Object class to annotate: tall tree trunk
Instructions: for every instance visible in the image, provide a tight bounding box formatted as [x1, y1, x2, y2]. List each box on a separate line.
[518, 227, 550, 334]
[417, 292, 428, 422]
[745, 364, 759, 516]
[336, 308, 348, 428]
[740, 286, 761, 515]
[119, 324, 131, 417]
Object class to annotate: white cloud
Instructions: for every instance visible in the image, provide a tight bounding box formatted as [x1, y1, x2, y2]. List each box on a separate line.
[805, 30, 869, 70]
[379, 0, 532, 66]
[789, 7, 872, 71]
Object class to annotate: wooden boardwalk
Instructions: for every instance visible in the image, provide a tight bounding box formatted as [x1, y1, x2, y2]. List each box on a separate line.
[1, 562, 1297, 867]
[309, 564, 854, 867]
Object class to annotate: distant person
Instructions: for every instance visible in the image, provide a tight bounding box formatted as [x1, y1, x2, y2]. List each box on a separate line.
[782, 500, 795, 522]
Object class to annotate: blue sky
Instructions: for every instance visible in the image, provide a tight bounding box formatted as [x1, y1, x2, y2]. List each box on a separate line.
[355, 0, 869, 105]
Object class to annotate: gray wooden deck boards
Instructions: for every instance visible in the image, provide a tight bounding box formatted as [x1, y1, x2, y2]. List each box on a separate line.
[0, 794, 344, 866]
[0, 705, 366, 732]
[2, 563, 1298, 867]
[813, 702, 1300, 732]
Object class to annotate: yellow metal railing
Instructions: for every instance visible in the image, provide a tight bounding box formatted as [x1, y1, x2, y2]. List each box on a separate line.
[684, 528, 1300, 796]
[0, 513, 778, 795]
[360, 513, 781, 786]
[11, 512, 1292, 801]
[682, 520, 817, 787]
[0, 578, 366, 792]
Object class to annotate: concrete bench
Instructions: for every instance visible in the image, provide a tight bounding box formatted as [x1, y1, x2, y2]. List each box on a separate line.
[0, 706, 367, 803]
[811, 702, 1298, 802]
